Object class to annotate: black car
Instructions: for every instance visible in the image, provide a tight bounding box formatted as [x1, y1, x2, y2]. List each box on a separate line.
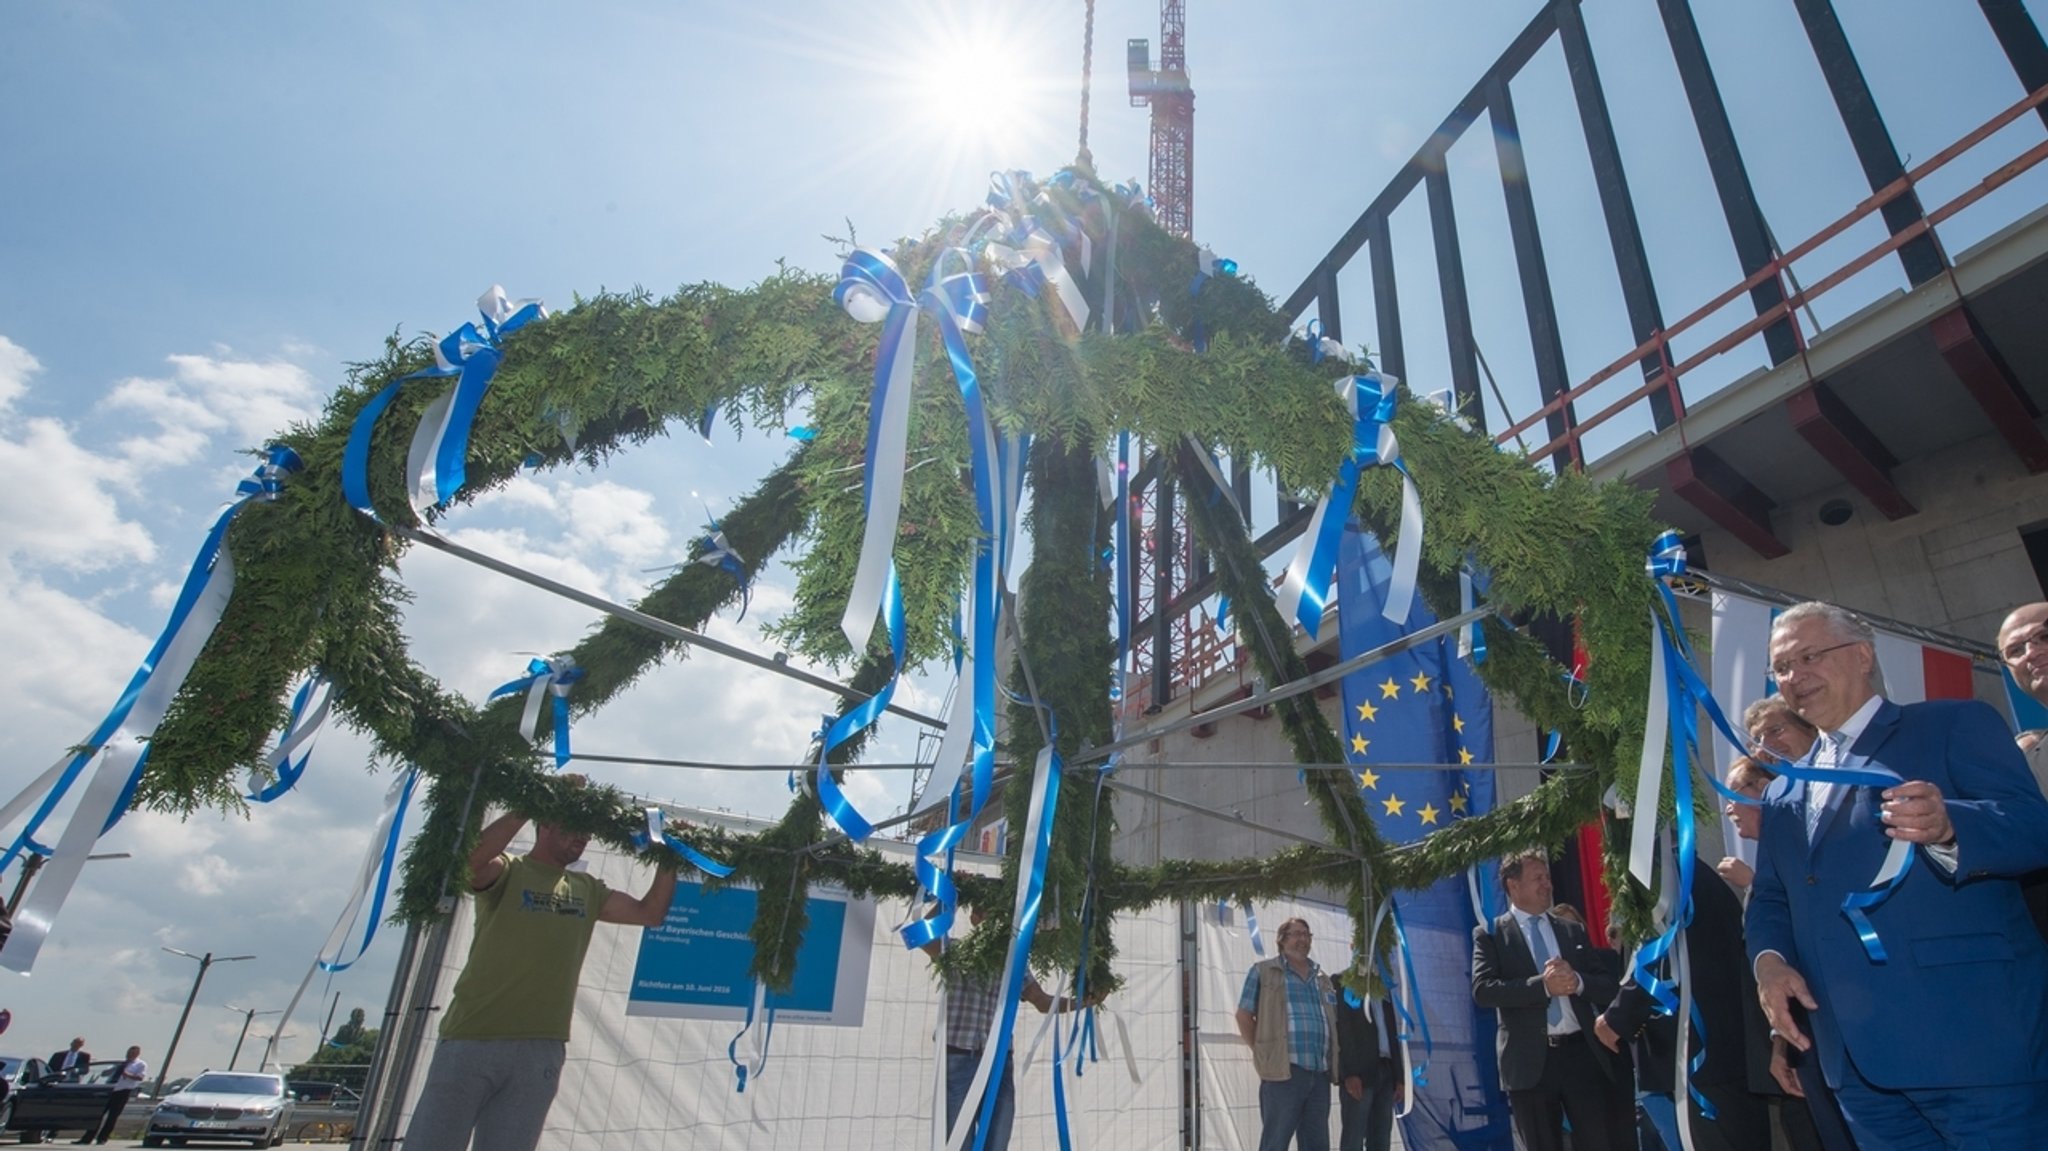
[3, 1062, 115, 1144]
[0, 1058, 49, 1132]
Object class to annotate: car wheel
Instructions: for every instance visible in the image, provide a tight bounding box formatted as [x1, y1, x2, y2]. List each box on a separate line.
[18, 1131, 38, 1145]
[269, 1128, 285, 1147]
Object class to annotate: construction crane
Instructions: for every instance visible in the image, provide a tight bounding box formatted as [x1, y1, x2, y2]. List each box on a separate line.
[1127, 0, 1194, 238]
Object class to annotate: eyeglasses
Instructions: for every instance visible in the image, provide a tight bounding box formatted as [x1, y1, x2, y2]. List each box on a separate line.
[1768, 641, 1859, 682]
[2002, 626, 2048, 663]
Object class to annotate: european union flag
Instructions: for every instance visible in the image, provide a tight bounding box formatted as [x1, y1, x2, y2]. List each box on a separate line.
[1338, 526, 1513, 1151]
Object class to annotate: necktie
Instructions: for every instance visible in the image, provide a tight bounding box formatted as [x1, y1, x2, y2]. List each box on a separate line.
[1807, 732, 1842, 841]
[1526, 915, 1566, 1029]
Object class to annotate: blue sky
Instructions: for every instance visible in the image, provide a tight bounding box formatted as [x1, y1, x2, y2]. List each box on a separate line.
[1, 0, 2040, 1081]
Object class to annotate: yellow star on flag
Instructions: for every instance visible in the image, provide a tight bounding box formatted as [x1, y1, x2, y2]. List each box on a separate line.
[1357, 768, 1380, 790]
[1381, 794, 1406, 817]
[1447, 791, 1469, 814]
[1378, 677, 1401, 700]
[1444, 683, 1455, 700]
[1351, 733, 1369, 756]
[1418, 803, 1440, 826]
[1409, 671, 1433, 694]
[1459, 747, 1476, 765]
[1355, 701, 1379, 723]
[1452, 713, 1466, 734]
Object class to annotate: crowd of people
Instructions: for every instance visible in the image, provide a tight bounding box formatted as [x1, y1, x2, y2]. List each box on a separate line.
[1238, 599, 2048, 1151]
[409, 597, 2048, 1151]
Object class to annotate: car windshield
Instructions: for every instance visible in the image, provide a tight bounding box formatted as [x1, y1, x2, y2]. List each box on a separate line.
[0, 1058, 21, 1078]
[186, 1073, 282, 1097]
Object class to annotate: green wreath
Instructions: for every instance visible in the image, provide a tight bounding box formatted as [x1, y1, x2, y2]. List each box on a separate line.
[131, 167, 1674, 992]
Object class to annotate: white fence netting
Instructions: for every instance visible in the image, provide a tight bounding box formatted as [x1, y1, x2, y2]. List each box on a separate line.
[392, 824, 1386, 1150]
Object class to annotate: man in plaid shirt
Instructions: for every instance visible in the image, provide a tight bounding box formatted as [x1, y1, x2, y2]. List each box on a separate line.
[1235, 917, 1339, 1151]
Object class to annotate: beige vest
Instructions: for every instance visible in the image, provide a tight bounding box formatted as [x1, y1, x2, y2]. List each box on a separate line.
[1248, 956, 1339, 1083]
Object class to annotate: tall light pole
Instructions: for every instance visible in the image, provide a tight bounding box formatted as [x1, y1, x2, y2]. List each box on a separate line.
[255, 1033, 295, 1073]
[224, 1004, 281, 1070]
[156, 947, 254, 1096]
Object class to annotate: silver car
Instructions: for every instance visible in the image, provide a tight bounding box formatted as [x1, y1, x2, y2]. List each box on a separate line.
[142, 1070, 294, 1148]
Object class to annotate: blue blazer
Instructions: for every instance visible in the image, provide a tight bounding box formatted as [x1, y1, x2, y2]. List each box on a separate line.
[1746, 698, 2048, 1090]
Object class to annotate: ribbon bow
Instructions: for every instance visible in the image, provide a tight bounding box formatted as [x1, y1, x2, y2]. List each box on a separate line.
[237, 444, 305, 501]
[691, 522, 751, 620]
[1299, 319, 1349, 365]
[638, 806, 735, 879]
[983, 172, 1091, 332]
[491, 657, 583, 769]
[247, 673, 333, 803]
[1280, 373, 1423, 636]
[341, 286, 545, 520]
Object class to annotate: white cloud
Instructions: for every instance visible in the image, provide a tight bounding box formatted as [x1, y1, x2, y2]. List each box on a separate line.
[0, 417, 157, 572]
[0, 335, 39, 411]
[101, 352, 323, 472]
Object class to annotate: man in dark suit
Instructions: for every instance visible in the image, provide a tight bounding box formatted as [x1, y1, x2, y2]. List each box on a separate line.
[46, 1038, 89, 1081]
[1750, 601, 2048, 1148]
[1333, 983, 1400, 1151]
[1472, 851, 1628, 1151]
[1597, 858, 1768, 1151]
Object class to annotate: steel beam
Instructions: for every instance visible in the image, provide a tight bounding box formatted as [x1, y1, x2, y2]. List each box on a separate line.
[1931, 306, 2048, 472]
[1789, 0, 1946, 285]
[1426, 168, 1485, 429]
[1785, 382, 1916, 519]
[1655, 0, 1800, 366]
[1667, 446, 1788, 559]
[1556, 0, 1679, 429]
[1978, 0, 2048, 129]
[1366, 213, 1404, 379]
[1487, 73, 1580, 471]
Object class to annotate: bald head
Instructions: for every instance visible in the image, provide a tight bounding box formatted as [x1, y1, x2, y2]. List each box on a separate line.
[1999, 603, 2048, 705]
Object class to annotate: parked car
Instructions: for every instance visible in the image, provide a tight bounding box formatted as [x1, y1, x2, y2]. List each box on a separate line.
[0, 1057, 49, 1133]
[142, 1070, 295, 1149]
[4, 1070, 115, 1144]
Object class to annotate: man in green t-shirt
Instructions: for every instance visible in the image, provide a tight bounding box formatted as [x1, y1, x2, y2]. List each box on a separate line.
[402, 787, 679, 1151]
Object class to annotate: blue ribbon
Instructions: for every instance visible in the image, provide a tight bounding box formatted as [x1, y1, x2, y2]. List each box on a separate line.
[0, 445, 303, 880]
[339, 288, 543, 518]
[691, 522, 751, 620]
[1380, 898, 1433, 1088]
[637, 807, 735, 879]
[814, 568, 905, 842]
[1282, 373, 1420, 636]
[248, 674, 331, 803]
[490, 657, 584, 770]
[319, 767, 419, 972]
[1755, 743, 1909, 961]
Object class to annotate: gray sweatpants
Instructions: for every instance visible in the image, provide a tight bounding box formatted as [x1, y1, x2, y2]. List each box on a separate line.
[401, 1037, 566, 1151]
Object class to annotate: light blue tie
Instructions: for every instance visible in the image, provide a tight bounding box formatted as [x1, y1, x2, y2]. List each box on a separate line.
[1526, 915, 1566, 1030]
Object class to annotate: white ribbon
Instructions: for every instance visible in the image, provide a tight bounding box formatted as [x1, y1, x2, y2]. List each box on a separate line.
[1630, 613, 1670, 888]
[837, 258, 920, 655]
[986, 230, 1090, 334]
[258, 768, 417, 1070]
[1, 543, 238, 973]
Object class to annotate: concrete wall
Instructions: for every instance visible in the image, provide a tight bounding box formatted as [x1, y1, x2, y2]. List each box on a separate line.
[1694, 427, 2048, 647]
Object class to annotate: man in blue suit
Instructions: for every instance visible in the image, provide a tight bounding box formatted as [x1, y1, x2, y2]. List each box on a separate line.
[1748, 601, 2048, 1149]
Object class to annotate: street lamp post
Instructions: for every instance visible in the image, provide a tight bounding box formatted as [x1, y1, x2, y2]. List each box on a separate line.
[156, 947, 254, 1096]
[225, 1004, 282, 1070]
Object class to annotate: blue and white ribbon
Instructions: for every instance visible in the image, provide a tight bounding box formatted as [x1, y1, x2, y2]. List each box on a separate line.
[984, 172, 1090, 333]
[318, 767, 420, 973]
[1632, 532, 1768, 1009]
[639, 806, 735, 879]
[247, 674, 334, 803]
[1758, 747, 1912, 962]
[0, 445, 303, 974]
[691, 522, 751, 620]
[491, 657, 583, 770]
[340, 286, 544, 520]
[1367, 896, 1432, 1105]
[1299, 319, 1349, 365]
[945, 744, 1064, 1151]
[1280, 373, 1422, 636]
[834, 249, 921, 658]
[728, 977, 777, 1093]
[1459, 560, 1490, 665]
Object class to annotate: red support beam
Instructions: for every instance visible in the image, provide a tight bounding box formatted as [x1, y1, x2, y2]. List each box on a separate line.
[1786, 382, 1917, 520]
[1667, 447, 1789, 559]
[1931, 305, 2048, 473]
